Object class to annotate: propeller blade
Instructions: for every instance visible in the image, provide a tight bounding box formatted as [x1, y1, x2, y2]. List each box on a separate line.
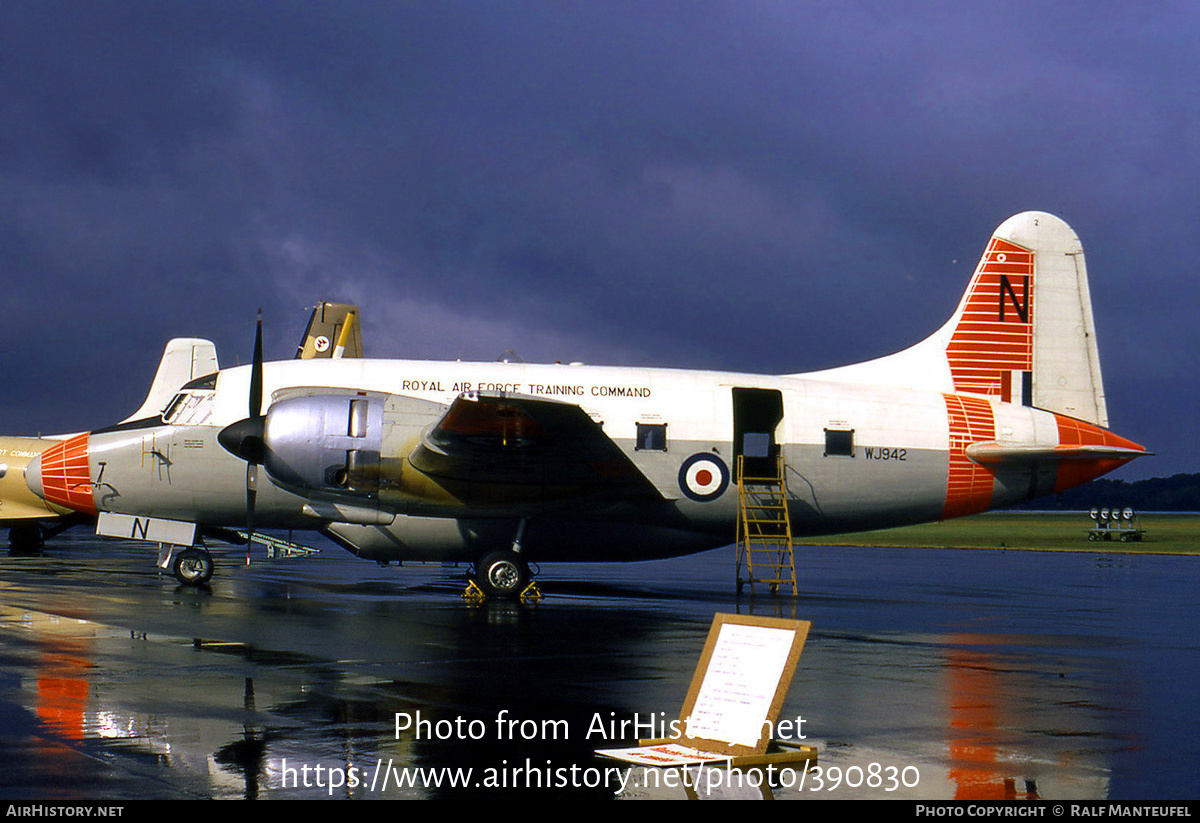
[217, 310, 268, 464]
[247, 312, 264, 563]
[214, 309, 267, 565]
[250, 309, 264, 421]
[246, 463, 258, 565]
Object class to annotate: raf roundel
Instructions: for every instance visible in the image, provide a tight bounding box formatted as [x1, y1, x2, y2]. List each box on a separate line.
[678, 453, 730, 502]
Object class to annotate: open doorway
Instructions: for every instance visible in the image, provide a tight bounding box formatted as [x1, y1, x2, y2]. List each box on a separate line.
[731, 387, 783, 479]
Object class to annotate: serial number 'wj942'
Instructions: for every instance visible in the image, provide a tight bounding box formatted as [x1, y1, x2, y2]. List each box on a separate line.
[863, 447, 907, 461]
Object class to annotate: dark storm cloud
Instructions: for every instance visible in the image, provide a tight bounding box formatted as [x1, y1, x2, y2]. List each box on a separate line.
[1, 1, 1195, 476]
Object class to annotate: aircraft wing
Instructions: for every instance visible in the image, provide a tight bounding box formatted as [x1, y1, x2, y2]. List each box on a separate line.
[408, 392, 662, 500]
[0, 498, 68, 522]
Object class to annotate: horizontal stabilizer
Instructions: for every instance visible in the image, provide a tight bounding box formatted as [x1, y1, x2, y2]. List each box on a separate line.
[97, 511, 198, 546]
[966, 441, 1149, 465]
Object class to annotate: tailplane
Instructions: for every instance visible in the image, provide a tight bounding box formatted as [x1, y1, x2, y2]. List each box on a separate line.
[811, 211, 1108, 426]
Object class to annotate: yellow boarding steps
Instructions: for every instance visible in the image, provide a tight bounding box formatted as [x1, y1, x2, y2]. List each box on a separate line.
[735, 454, 797, 596]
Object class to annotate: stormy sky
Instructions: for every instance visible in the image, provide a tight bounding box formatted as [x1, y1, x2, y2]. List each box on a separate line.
[2, 1, 1196, 479]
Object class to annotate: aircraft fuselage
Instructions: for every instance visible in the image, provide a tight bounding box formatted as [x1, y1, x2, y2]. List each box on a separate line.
[26, 356, 1139, 564]
[20, 213, 1149, 587]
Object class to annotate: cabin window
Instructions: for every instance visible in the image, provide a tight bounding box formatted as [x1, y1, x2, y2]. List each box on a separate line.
[636, 422, 668, 451]
[824, 428, 854, 457]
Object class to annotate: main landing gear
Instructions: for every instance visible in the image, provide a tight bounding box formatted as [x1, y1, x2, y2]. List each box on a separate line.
[464, 520, 541, 602]
[8, 520, 79, 556]
[474, 550, 531, 599]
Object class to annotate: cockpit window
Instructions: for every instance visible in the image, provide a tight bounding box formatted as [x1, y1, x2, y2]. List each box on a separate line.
[181, 373, 218, 391]
[163, 393, 186, 421]
[163, 390, 215, 425]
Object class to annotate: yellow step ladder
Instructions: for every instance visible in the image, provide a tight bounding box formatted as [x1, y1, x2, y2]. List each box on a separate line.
[735, 454, 797, 596]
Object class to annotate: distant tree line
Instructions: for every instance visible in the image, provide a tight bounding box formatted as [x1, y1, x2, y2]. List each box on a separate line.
[1011, 473, 1200, 512]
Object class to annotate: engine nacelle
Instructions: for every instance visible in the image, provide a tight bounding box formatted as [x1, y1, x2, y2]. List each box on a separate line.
[262, 393, 385, 497]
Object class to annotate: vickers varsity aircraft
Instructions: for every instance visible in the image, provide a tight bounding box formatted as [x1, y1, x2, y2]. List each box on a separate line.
[21, 212, 1146, 594]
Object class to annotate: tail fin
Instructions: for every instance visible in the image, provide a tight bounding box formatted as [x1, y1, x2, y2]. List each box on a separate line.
[812, 212, 1108, 426]
[121, 338, 219, 423]
[296, 302, 363, 359]
[942, 211, 1107, 425]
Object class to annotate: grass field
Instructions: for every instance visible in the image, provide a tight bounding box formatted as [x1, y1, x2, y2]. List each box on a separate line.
[792, 511, 1200, 555]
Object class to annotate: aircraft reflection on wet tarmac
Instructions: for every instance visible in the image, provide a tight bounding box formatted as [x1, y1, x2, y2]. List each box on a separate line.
[0, 531, 1197, 800]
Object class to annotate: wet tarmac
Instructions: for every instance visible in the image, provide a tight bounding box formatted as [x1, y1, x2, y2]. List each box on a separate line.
[1, 529, 1197, 800]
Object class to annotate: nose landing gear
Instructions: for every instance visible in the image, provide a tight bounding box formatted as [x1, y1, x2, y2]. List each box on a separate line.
[161, 545, 214, 586]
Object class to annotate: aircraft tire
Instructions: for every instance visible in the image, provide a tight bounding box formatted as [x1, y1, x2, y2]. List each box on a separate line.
[173, 548, 214, 586]
[475, 551, 528, 599]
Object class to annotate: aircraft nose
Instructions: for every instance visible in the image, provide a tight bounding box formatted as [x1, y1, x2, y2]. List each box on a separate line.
[27, 433, 97, 515]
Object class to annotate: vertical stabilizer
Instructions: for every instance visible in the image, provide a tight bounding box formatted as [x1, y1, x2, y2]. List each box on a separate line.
[122, 338, 219, 423]
[991, 212, 1107, 427]
[296, 302, 363, 359]
[807, 212, 1109, 427]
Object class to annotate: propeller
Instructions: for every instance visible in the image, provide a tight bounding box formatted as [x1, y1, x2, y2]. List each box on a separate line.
[217, 310, 266, 560]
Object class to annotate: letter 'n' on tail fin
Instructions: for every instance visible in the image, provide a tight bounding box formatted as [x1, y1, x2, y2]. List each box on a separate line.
[810, 211, 1108, 427]
[943, 211, 1107, 426]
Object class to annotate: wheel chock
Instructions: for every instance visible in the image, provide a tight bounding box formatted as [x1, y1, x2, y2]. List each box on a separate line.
[519, 581, 543, 603]
[461, 578, 543, 603]
[462, 579, 487, 602]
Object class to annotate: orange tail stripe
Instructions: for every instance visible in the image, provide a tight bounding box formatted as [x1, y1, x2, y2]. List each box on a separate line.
[946, 237, 1034, 397]
[943, 394, 996, 520]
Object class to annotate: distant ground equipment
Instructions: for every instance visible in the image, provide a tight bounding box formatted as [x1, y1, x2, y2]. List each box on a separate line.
[1087, 508, 1145, 542]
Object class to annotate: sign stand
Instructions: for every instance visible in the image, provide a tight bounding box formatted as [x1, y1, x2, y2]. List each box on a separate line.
[596, 613, 817, 769]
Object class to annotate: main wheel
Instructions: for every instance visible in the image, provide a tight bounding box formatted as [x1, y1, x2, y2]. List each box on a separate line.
[475, 551, 528, 598]
[173, 548, 214, 586]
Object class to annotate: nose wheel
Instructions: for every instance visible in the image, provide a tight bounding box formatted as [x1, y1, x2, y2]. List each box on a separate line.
[172, 547, 214, 586]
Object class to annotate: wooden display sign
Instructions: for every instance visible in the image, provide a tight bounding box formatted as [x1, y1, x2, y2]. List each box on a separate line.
[597, 613, 812, 767]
